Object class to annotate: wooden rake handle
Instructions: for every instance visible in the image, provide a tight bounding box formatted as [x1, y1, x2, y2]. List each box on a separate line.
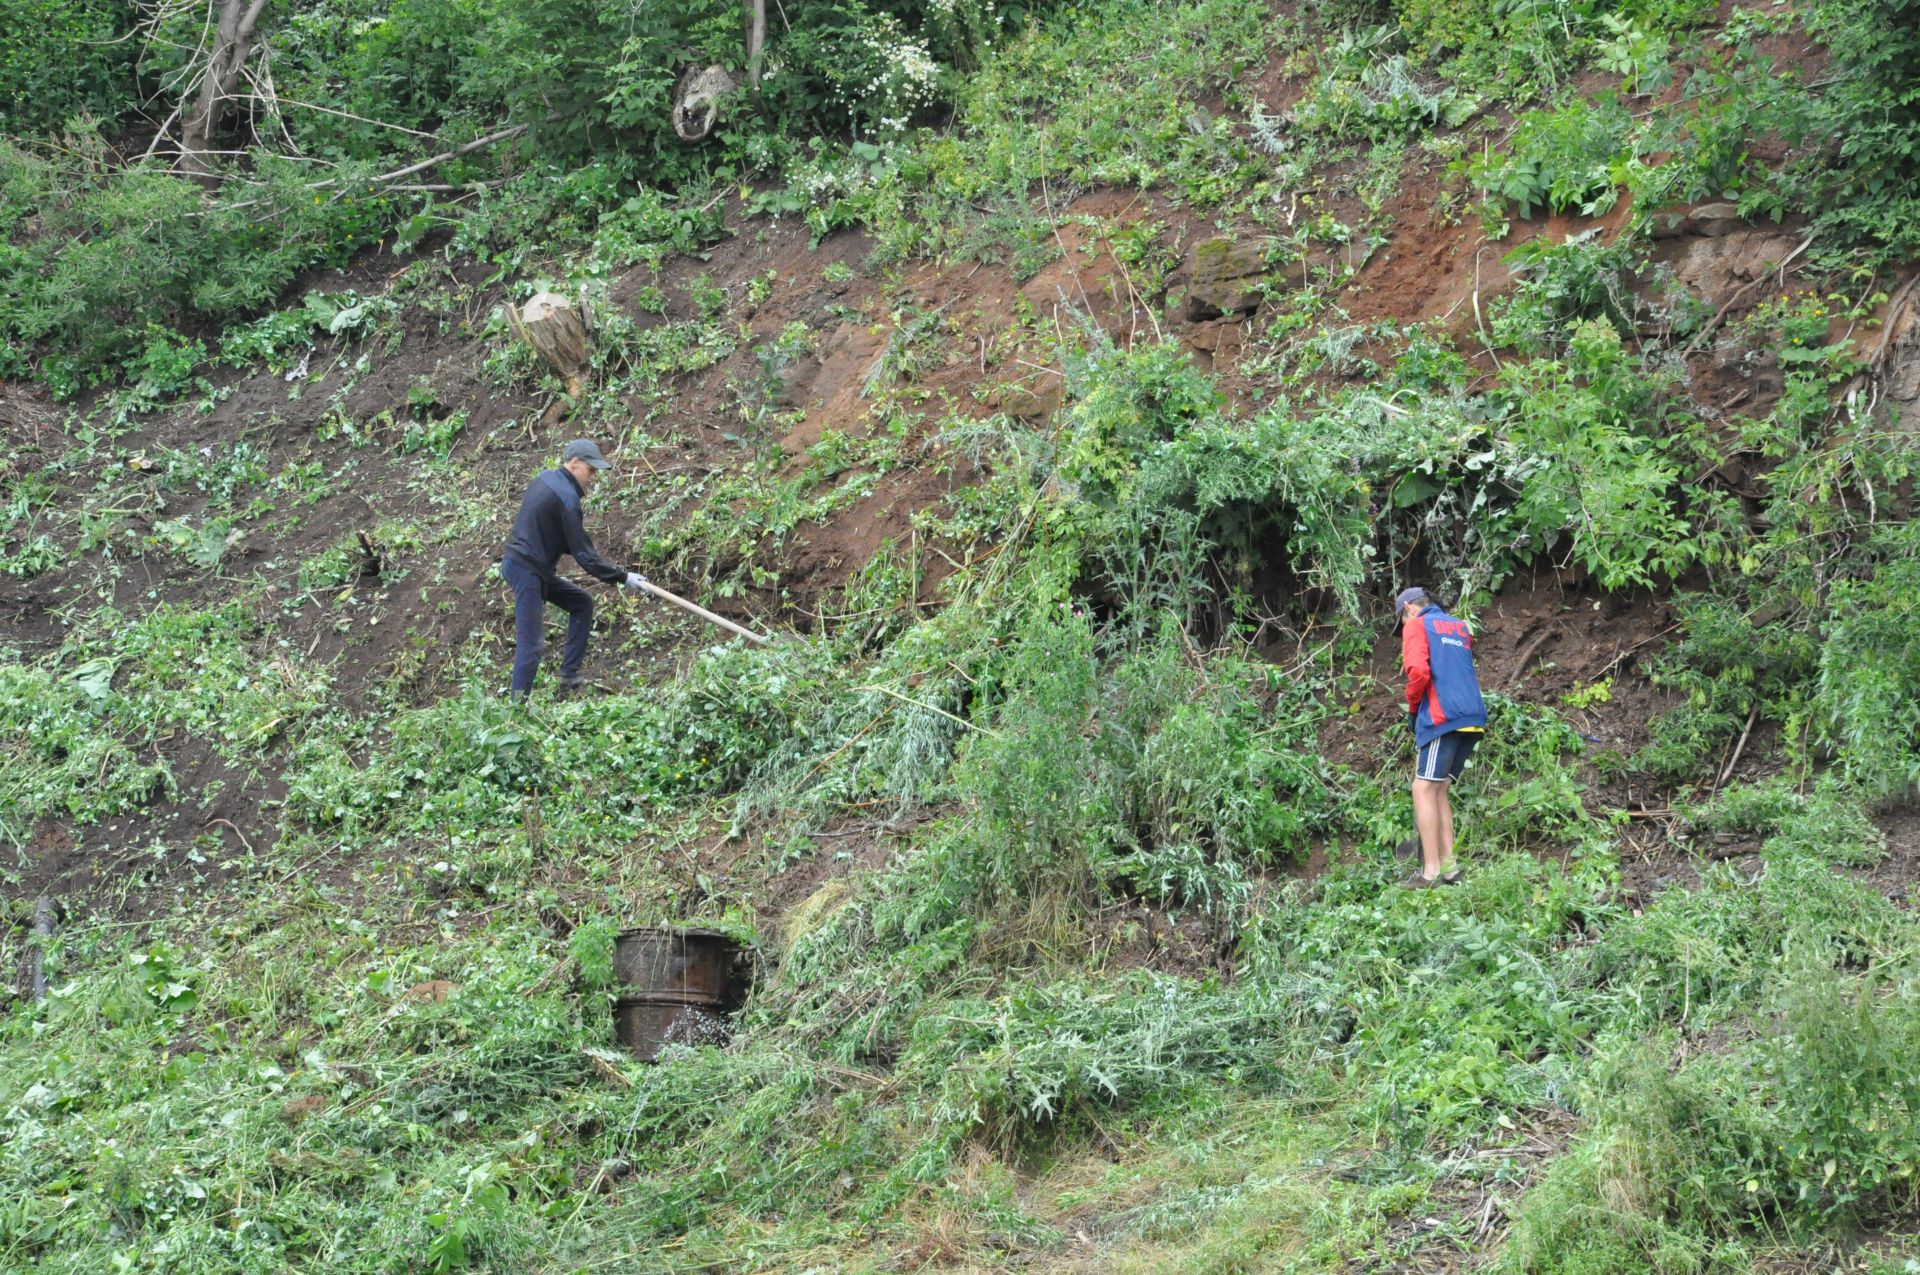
[633, 579, 770, 645]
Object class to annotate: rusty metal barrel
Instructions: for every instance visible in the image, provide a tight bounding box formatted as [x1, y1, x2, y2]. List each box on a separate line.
[611, 927, 740, 1061]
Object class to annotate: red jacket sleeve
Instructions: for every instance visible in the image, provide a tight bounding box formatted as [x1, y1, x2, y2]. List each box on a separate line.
[1402, 620, 1432, 715]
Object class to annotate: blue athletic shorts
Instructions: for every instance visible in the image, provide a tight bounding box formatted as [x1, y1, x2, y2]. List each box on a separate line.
[1415, 729, 1480, 783]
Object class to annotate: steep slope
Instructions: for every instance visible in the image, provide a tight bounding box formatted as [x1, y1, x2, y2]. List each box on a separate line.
[4, 0, 1920, 1271]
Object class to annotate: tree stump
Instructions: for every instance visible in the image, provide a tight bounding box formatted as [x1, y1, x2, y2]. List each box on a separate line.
[674, 65, 738, 143]
[510, 292, 591, 400]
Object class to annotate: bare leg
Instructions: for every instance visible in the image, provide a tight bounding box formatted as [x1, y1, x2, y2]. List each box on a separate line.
[1436, 782, 1456, 876]
[1412, 778, 1447, 880]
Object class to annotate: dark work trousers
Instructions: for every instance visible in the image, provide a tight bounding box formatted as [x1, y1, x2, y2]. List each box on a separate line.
[502, 556, 594, 696]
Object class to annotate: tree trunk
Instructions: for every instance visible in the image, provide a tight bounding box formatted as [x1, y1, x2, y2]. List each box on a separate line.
[510, 292, 592, 400]
[745, 0, 767, 91]
[178, 0, 271, 180]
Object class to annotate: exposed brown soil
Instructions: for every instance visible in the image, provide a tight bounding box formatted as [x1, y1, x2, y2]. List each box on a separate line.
[1859, 809, 1920, 905]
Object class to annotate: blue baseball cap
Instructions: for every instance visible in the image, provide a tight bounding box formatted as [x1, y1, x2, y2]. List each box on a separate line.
[1392, 586, 1429, 632]
[561, 439, 611, 470]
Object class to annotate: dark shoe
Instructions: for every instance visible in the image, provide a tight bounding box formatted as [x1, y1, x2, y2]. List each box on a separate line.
[555, 675, 590, 698]
[1399, 870, 1437, 889]
[1437, 869, 1462, 884]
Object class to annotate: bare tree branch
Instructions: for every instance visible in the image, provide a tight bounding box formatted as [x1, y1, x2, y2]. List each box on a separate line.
[311, 119, 533, 190]
[199, 116, 547, 215]
[253, 95, 438, 139]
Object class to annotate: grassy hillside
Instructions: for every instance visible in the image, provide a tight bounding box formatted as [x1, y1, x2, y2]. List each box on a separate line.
[3, 0, 1920, 1270]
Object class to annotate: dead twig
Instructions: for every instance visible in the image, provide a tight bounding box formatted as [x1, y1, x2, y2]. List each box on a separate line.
[201, 816, 255, 855]
[584, 1050, 633, 1089]
[1505, 624, 1554, 689]
[200, 117, 549, 216]
[1715, 707, 1760, 791]
[1592, 622, 1680, 682]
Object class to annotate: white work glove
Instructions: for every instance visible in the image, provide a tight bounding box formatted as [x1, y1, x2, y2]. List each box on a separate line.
[625, 572, 649, 591]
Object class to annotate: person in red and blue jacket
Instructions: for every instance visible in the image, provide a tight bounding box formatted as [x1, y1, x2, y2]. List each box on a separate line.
[1395, 586, 1486, 887]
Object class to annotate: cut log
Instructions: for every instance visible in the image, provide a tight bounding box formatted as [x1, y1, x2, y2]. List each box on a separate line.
[673, 65, 738, 143]
[510, 292, 591, 400]
[28, 896, 54, 1002]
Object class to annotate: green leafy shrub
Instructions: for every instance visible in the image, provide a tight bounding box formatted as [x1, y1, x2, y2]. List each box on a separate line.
[0, 0, 135, 133]
[219, 306, 322, 371]
[1585, 855, 1901, 1030]
[400, 408, 468, 460]
[0, 534, 60, 578]
[1798, 0, 1920, 260]
[2, 0, 1072, 387]
[0, 664, 172, 838]
[1117, 395, 1386, 616]
[1459, 693, 1604, 851]
[1466, 96, 1634, 220]
[1764, 958, 1920, 1220]
[0, 141, 369, 387]
[920, 972, 1294, 1146]
[1492, 232, 1646, 353]
[287, 640, 834, 836]
[1499, 320, 1696, 588]
[1248, 853, 1604, 1130]
[951, 603, 1113, 910]
[0, 603, 329, 841]
[1110, 327, 1700, 613]
[1685, 778, 1884, 868]
[1502, 1042, 1765, 1272]
[1393, 0, 1710, 96]
[1814, 529, 1920, 802]
[1051, 338, 1223, 520]
[1513, 959, 1920, 1268]
[115, 324, 209, 419]
[957, 608, 1336, 917]
[1634, 592, 1817, 782]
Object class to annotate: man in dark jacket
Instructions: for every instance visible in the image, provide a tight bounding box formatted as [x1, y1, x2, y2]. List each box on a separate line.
[500, 439, 646, 698]
[1395, 586, 1487, 887]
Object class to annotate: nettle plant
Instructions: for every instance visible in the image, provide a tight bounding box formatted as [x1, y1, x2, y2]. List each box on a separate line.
[1463, 95, 1635, 223]
[1292, 25, 1474, 142]
[1494, 319, 1699, 590]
